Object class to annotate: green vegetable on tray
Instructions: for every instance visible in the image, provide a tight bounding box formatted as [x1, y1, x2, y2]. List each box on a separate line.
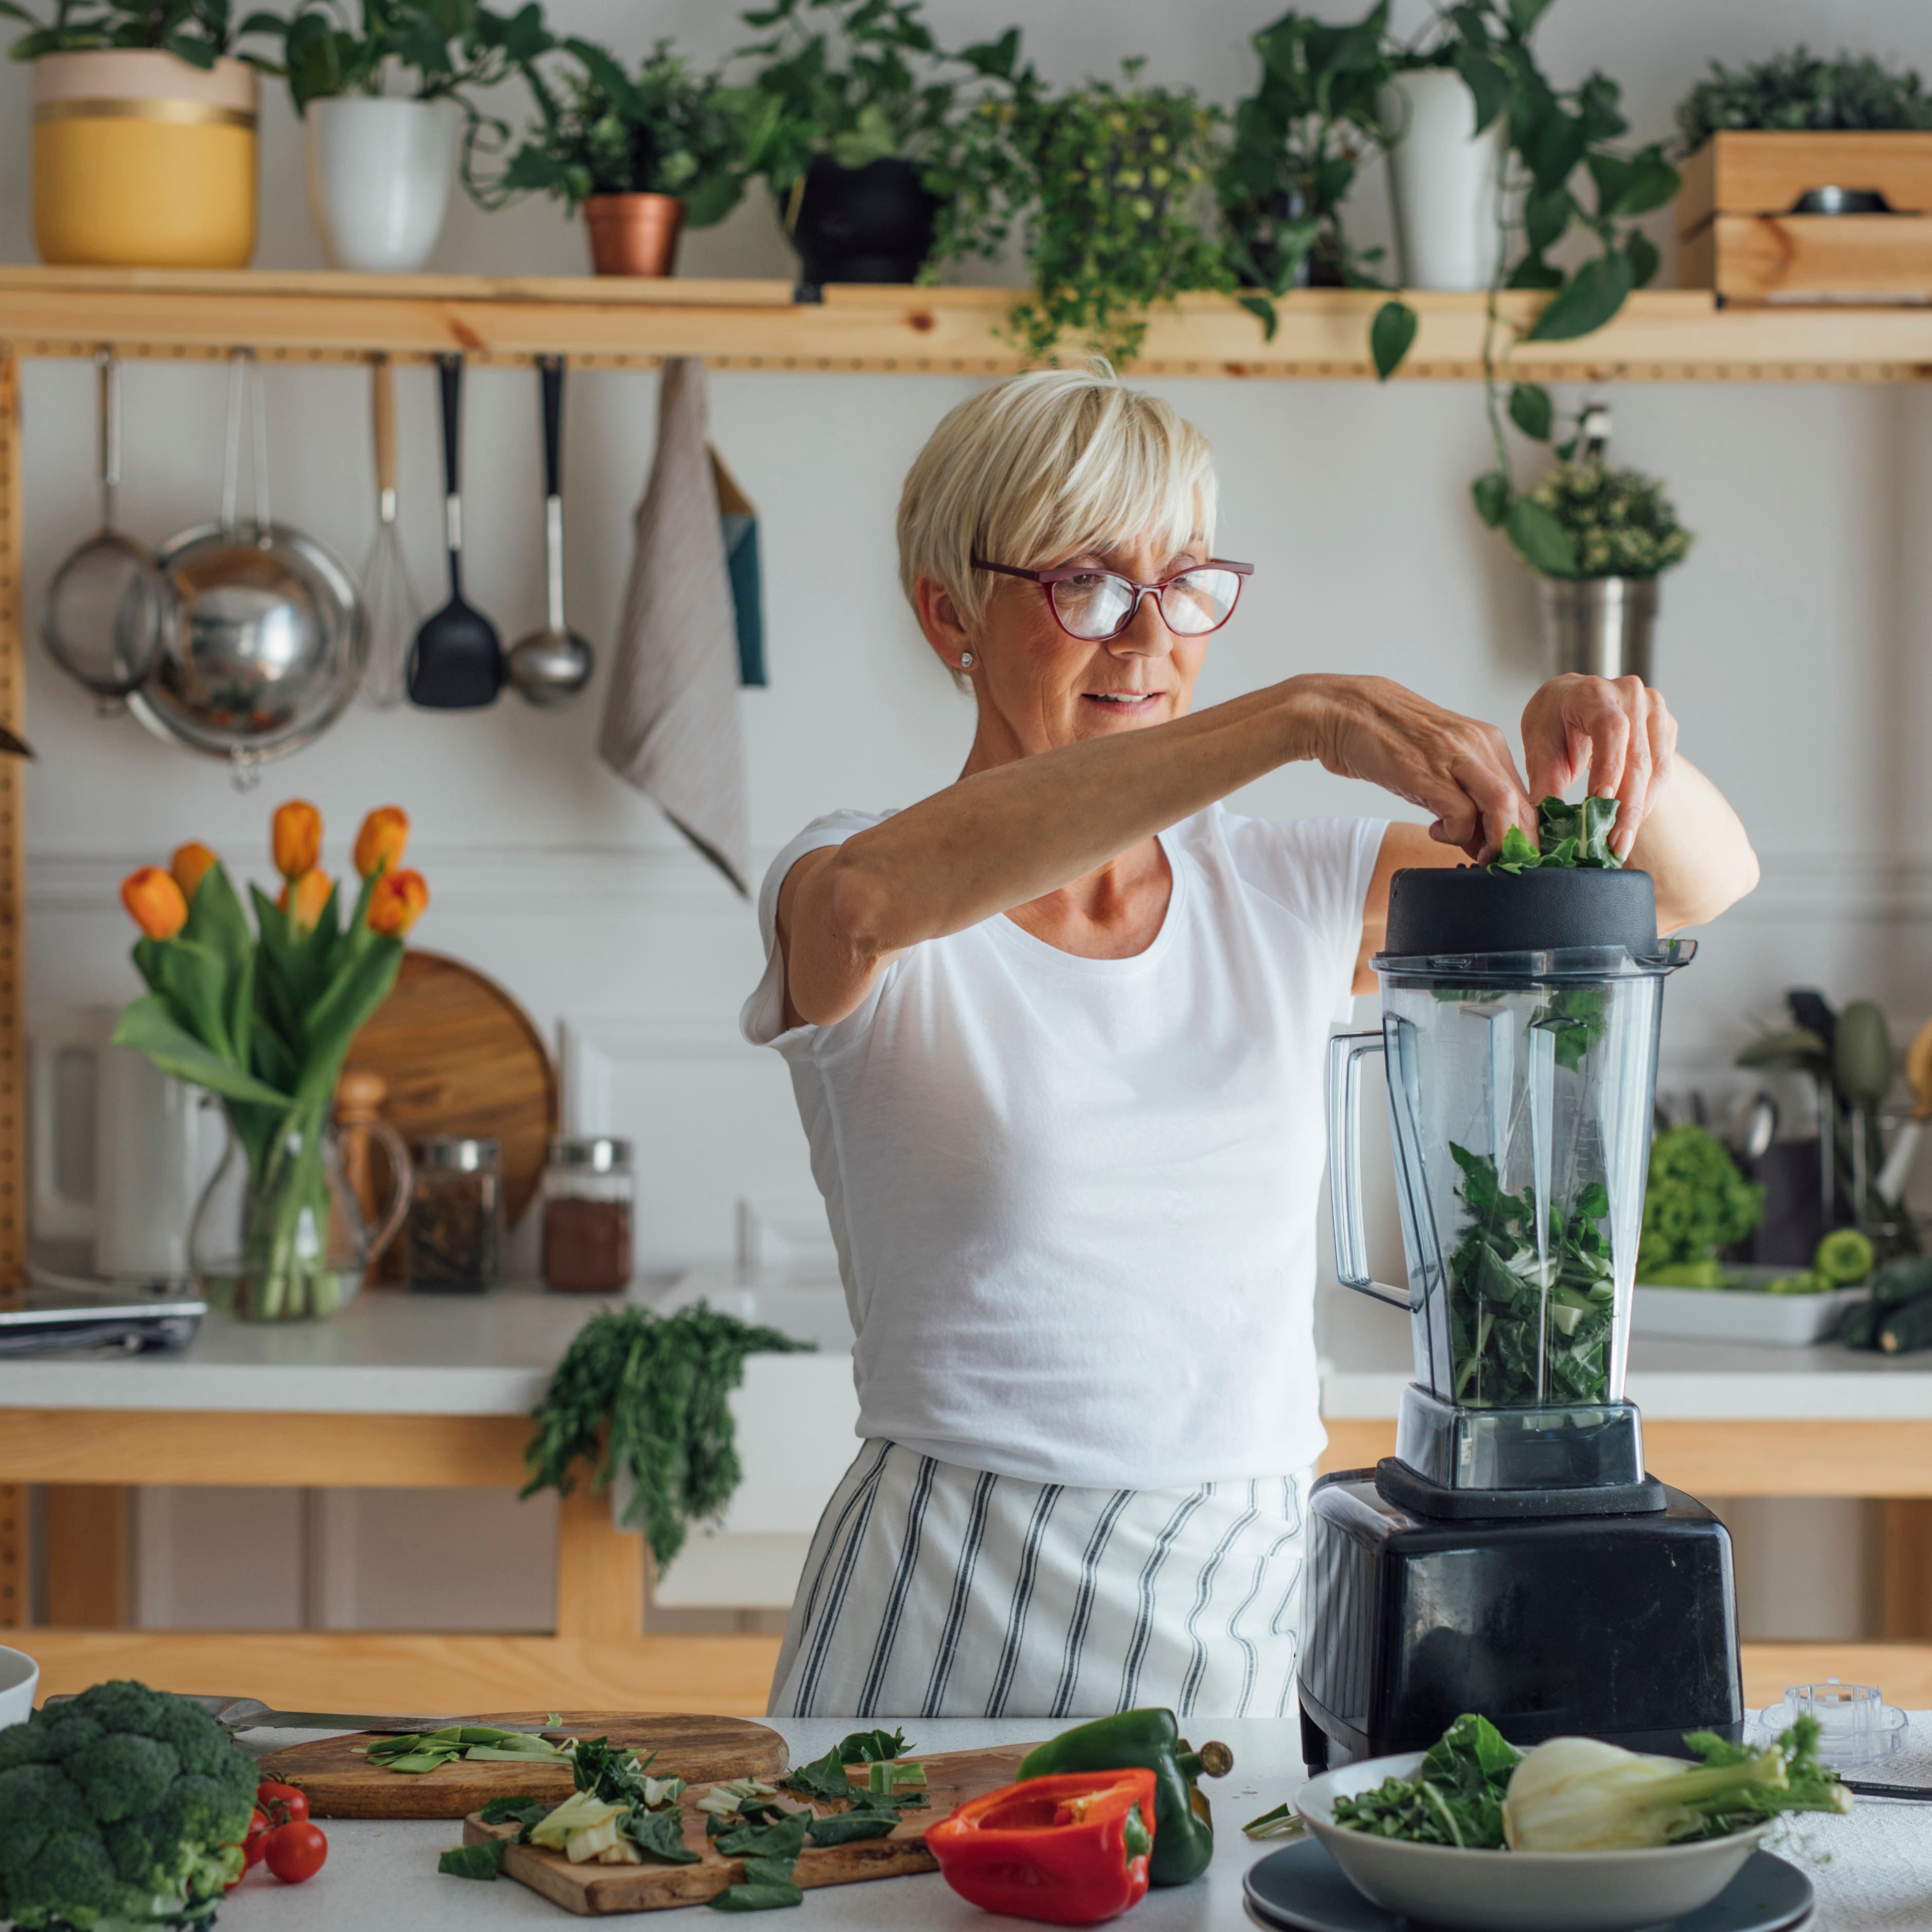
[1448, 1145, 1615, 1408]
[0, 1679, 261, 1931]
[1329, 1711, 1849, 1851]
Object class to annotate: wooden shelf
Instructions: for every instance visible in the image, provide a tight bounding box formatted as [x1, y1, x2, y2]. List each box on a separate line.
[2, 267, 1931, 380]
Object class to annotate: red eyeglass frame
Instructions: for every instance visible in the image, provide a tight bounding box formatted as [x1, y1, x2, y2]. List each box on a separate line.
[971, 557, 1255, 643]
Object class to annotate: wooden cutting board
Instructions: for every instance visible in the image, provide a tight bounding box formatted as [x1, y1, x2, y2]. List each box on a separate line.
[347, 948, 558, 1232]
[462, 1744, 1038, 1914]
[259, 1712, 788, 1820]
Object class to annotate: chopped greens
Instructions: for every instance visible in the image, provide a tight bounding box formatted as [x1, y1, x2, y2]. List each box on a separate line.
[1241, 1802, 1304, 1839]
[1491, 796, 1624, 875]
[1448, 1144, 1616, 1407]
[477, 1794, 550, 1829]
[1333, 1713, 1521, 1848]
[838, 1727, 912, 1764]
[778, 1743, 856, 1806]
[359, 1724, 571, 1775]
[710, 1856, 806, 1911]
[621, 1807, 700, 1865]
[438, 1839, 508, 1880]
[804, 1809, 899, 1846]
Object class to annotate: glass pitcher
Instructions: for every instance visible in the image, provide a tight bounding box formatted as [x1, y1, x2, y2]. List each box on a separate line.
[1329, 883, 1693, 1492]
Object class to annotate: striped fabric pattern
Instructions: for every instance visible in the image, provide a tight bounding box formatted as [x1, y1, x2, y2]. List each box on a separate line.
[770, 1442, 1308, 1721]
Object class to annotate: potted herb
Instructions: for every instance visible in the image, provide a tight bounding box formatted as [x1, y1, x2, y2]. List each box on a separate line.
[1217, 4, 1394, 333]
[244, 0, 545, 273]
[738, 0, 957, 286]
[1674, 49, 1932, 299]
[3, 0, 265, 266]
[482, 38, 748, 276]
[932, 49, 1232, 367]
[1518, 419, 1693, 681]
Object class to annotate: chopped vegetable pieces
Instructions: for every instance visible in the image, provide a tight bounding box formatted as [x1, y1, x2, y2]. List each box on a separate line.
[439, 1840, 507, 1880]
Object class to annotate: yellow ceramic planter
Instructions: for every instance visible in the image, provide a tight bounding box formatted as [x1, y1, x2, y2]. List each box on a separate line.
[33, 49, 258, 268]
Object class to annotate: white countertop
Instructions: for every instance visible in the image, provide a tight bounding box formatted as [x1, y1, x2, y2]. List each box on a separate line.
[212, 1713, 1925, 1932]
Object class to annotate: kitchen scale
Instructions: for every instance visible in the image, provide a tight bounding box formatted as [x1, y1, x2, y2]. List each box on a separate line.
[1300, 860, 1744, 1769]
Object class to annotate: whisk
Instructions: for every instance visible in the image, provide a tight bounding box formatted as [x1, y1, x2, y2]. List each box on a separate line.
[360, 356, 421, 709]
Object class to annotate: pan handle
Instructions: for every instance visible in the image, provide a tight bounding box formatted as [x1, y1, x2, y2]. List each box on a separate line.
[437, 353, 464, 573]
[538, 355, 564, 503]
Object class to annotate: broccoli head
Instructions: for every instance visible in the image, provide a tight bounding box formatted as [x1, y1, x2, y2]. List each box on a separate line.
[0, 1682, 257, 1930]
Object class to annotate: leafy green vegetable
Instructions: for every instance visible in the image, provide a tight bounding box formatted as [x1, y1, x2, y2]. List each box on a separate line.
[360, 1724, 569, 1776]
[523, 1303, 815, 1573]
[439, 1840, 508, 1880]
[1448, 1144, 1616, 1407]
[1241, 1801, 1304, 1839]
[714, 1814, 810, 1862]
[1333, 1714, 1521, 1847]
[778, 1744, 855, 1806]
[805, 1809, 899, 1847]
[838, 1728, 912, 1764]
[621, 1807, 701, 1865]
[709, 1855, 805, 1911]
[1638, 1126, 1764, 1278]
[1490, 796, 1623, 874]
[478, 1794, 551, 1830]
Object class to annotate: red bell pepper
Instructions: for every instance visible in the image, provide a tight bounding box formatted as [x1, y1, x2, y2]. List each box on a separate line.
[927, 1768, 1158, 1926]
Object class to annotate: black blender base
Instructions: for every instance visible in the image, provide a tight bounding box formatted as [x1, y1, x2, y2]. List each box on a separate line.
[1375, 1456, 1668, 1520]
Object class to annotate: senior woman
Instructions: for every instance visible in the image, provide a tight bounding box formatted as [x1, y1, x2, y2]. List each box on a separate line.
[743, 365, 1757, 1723]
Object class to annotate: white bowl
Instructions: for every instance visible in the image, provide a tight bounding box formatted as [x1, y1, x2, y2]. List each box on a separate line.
[0, 1644, 38, 1727]
[1297, 1751, 1772, 1932]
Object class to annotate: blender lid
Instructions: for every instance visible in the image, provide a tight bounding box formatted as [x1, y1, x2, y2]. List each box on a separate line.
[1380, 863, 1669, 967]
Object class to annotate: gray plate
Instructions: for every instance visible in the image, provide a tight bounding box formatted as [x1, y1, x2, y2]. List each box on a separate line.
[1245, 1841, 1813, 1932]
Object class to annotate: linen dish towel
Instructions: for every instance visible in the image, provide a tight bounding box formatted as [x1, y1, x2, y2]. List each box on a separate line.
[599, 357, 750, 896]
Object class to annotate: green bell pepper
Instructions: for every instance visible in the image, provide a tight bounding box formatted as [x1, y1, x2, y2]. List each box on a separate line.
[1016, 1707, 1233, 1886]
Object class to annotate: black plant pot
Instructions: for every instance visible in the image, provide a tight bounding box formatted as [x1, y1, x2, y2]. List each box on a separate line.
[787, 155, 940, 287]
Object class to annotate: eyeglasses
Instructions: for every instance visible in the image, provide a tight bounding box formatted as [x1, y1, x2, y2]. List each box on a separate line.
[972, 557, 1254, 644]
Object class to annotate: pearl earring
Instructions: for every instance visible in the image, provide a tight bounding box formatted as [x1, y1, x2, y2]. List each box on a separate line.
[959, 652, 975, 667]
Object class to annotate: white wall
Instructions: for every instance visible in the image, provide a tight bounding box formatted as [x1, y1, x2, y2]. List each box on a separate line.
[7, 0, 1929, 1637]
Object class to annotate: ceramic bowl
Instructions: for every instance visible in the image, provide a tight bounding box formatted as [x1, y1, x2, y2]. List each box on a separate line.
[1297, 1751, 1773, 1932]
[0, 1644, 39, 1726]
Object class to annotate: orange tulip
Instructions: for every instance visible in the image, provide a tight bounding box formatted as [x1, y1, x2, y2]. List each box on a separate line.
[278, 868, 333, 936]
[171, 840, 219, 904]
[272, 799, 322, 881]
[122, 867, 188, 941]
[367, 868, 428, 938]
[353, 805, 409, 879]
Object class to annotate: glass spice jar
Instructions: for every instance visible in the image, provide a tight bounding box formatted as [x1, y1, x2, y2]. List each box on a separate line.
[542, 1137, 634, 1294]
[406, 1136, 503, 1293]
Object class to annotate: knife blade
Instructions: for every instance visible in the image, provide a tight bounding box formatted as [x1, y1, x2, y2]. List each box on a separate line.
[44, 1694, 559, 1738]
[1840, 1778, 1932, 1800]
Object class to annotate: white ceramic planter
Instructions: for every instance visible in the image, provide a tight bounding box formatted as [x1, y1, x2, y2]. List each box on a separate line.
[1381, 67, 1505, 290]
[305, 95, 461, 273]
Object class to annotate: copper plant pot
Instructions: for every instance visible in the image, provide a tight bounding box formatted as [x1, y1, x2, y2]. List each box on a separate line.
[583, 193, 683, 277]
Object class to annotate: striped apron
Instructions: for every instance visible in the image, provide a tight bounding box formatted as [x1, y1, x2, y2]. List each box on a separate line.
[769, 1441, 1309, 1721]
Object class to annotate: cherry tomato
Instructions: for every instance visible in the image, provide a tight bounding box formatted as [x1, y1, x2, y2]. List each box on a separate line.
[264, 1819, 328, 1884]
[243, 1808, 272, 1869]
[256, 1781, 310, 1828]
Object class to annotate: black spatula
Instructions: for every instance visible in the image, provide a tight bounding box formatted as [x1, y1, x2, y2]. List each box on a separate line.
[408, 353, 503, 709]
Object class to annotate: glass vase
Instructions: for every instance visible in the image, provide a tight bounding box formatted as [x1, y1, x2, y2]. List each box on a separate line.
[190, 1103, 409, 1321]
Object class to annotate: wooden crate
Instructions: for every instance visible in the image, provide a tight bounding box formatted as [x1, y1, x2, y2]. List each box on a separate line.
[1677, 131, 1932, 300]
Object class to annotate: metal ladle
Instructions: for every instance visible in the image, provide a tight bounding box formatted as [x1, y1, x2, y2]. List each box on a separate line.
[507, 356, 593, 706]
[42, 349, 176, 712]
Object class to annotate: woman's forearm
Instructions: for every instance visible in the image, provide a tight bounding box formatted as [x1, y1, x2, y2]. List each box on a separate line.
[1628, 755, 1759, 932]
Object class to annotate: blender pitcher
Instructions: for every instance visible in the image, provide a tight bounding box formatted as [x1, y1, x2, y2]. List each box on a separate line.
[1328, 861, 1693, 1505]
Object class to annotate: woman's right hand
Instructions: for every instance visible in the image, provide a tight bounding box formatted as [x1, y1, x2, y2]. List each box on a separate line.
[1291, 674, 1536, 863]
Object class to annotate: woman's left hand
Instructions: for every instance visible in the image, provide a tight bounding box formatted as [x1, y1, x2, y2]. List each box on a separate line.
[1521, 675, 1678, 862]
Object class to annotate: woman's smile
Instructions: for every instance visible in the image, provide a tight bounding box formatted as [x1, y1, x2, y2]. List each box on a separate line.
[1080, 688, 1165, 716]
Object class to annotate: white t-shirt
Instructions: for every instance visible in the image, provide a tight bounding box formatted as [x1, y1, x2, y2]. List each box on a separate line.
[741, 803, 1387, 1491]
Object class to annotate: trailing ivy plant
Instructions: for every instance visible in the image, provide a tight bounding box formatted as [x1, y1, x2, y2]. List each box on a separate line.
[1676, 45, 1932, 153]
[1369, 0, 1678, 575]
[930, 47, 1233, 367]
[0, 0, 244, 66]
[1217, 3, 1396, 336]
[475, 37, 749, 224]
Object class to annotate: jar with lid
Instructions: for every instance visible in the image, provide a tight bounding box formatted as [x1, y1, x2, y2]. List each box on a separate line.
[542, 1137, 634, 1293]
[406, 1136, 503, 1292]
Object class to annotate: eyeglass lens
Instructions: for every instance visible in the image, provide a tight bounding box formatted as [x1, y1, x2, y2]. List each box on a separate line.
[1049, 568, 1242, 641]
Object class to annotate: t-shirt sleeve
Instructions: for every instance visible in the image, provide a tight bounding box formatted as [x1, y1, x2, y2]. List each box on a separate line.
[739, 809, 893, 1053]
[1222, 812, 1388, 1024]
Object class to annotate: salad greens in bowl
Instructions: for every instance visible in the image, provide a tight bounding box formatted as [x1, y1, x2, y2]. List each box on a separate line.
[1294, 1715, 1848, 1932]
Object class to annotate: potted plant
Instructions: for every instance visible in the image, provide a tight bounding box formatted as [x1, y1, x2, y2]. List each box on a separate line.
[737, 0, 959, 286]
[113, 801, 427, 1321]
[1217, 4, 1395, 334]
[930, 48, 1232, 366]
[1673, 48, 1932, 299]
[245, 0, 546, 273]
[2, 0, 264, 266]
[1512, 416, 1694, 682]
[480, 38, 748, 276]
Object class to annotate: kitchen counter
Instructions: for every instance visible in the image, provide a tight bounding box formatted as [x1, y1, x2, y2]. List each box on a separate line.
[212, 1713, 1929, 1932]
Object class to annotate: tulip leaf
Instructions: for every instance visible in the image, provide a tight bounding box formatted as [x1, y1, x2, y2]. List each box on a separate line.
[293, 939, 405, 1101]
[111, 996, 294, 1109]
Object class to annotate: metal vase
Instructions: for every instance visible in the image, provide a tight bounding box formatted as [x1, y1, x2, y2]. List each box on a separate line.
[1538, 576, 1659, 682]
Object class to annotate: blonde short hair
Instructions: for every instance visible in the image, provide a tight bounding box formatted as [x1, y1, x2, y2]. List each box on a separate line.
[896, 364, 1218, 641]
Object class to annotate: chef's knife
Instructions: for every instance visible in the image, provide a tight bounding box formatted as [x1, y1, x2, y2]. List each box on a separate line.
[44, 1694, 558, 1737]
[1840, 1778, 1932, 1800]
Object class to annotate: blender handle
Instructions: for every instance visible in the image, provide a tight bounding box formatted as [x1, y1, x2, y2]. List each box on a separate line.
[1327, 1030, 1412, 1311]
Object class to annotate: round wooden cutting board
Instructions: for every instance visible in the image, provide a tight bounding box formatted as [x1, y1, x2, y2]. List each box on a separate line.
[258, 1711, 791, 1819]
[347, 948, 558, 1232]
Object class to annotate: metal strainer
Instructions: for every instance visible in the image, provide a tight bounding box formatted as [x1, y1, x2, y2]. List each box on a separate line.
[42, 350, 176, 711]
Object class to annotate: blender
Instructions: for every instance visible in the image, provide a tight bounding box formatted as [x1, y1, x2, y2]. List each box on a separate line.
[1298, 858, 1744, 1770]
